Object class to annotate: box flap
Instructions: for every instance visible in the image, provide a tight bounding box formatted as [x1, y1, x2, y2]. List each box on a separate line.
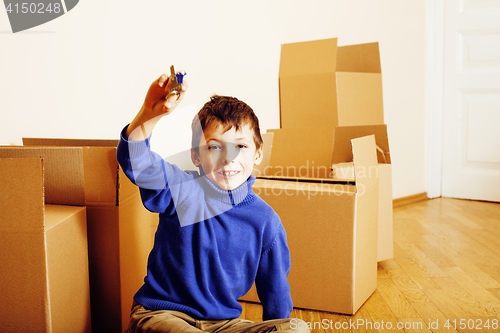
[336, 42, 381, 73]
[0, 147, 85, 206]
[2, 230, 50, 330]
[332, 125, 390, 164]
[23, 137, 119, 147]
[280, 38, 338, 76]
[351, 135, 378, 192]
[118, 166, 138, 204]
[279, 73, 339, 129]
[266, 126, 335, 177]
[81, 147, 120, 205]
[351, 135, 379, 311]
[45, 205, 90, 332]
[336, 72, 384, 126]
[44, 204, 85, 231]
[0, 158, 51, 330]
[0, 158, 45, 231]
[23, 137, 122, 205]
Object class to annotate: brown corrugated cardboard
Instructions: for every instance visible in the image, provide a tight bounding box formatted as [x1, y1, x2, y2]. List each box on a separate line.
[256, 124, 393, 262]
[331, 125, 393, 262]
[22, 138, 135, 205]
[0, 157, 90, 332]
[0, 146, 85, 205]
[252, 126, 338, 181]
[22, 138, 156, 333]
[267, 127, 335, 174]
[279, 38, 384, 129]
[241, 135, 379, 314]
[332, 125, 391, 165]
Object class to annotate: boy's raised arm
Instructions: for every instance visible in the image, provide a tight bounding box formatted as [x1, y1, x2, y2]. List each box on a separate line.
[127, 73, 188, 141]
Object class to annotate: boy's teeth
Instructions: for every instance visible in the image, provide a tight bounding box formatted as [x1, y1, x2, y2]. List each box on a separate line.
[222, 171, 238, 176]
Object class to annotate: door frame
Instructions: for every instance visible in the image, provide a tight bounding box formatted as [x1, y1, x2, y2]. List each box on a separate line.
[425, 0, 445, 199]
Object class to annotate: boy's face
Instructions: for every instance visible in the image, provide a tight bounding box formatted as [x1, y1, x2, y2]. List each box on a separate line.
[191, 122, 263, 191]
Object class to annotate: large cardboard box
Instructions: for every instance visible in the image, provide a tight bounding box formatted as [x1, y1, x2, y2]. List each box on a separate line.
[244, 134, 379, 315]
[0, 153, 90, 332]
[256, 125, 393, 262]
[279, 38, 383, 129]
[22, 138, 157, 333]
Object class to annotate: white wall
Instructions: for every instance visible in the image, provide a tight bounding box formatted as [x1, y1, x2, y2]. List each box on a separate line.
[0, 0, 426, 199]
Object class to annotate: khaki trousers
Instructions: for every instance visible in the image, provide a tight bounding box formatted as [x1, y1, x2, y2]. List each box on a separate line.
[128, 302, 310, 333]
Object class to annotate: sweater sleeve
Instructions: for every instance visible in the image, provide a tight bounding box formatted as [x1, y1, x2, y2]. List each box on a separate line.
[254, 223, 293, 321]
[116, 125, 196, 214]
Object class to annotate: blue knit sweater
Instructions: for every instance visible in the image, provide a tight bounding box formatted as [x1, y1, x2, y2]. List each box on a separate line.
[116, 127, 293, 321]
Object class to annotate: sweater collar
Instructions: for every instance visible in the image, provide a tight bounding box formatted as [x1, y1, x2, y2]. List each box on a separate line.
[199, 174, 256, 206]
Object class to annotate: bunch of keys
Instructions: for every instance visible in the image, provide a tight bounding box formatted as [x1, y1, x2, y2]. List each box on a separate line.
[167, 65, 187, 98]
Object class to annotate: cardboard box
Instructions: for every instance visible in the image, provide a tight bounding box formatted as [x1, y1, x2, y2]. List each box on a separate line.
[245, 37, 390, 314]
[0, 155, 90, 332]
[331, 125, 393, 262]
[21, 138, 157, 333]
[279, 38, 384, 129]
[243, 134, 379, 315]
[255, 125, 393, 263]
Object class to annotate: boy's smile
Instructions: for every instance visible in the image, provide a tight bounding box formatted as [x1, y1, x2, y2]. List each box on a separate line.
[191, 122, 263, 191]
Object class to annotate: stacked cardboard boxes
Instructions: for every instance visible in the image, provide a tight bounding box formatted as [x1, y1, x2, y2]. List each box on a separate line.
[241, 37, 393, 314]
[0, 36, 392, 329]
[0, 148, 90, 332]
[12, 139, 158, 333]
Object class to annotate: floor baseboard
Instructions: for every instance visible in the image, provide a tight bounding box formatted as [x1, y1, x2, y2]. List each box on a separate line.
[393, 192, 429, 208]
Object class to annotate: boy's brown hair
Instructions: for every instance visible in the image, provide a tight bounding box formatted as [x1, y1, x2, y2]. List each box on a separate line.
[191, 95, 263, 152]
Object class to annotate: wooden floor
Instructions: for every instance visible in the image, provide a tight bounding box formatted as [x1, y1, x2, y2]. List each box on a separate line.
[239, 198, 500, 332]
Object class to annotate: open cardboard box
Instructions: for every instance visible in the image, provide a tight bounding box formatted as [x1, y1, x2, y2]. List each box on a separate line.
[0, 150, 90, 332]
[21, 138, 157, 333]
[331, 125, 393, 262]
[245, 133, 379, 315]
[255, 125, 393, 262]
[279, 38, 384, 129]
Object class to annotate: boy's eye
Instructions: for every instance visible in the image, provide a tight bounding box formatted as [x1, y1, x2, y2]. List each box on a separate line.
[208, 144, 221, 150]
[236, 144, 247, 149]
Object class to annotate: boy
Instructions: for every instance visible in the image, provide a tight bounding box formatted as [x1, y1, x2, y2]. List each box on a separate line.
[117, 73, 309, 333]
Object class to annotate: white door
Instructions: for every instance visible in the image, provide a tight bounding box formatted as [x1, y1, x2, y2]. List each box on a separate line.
[441, 0, 500, 202]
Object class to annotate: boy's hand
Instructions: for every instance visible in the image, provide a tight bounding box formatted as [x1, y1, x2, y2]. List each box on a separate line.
[144, 73, 188, 117]
[127, 73, 188, 140]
